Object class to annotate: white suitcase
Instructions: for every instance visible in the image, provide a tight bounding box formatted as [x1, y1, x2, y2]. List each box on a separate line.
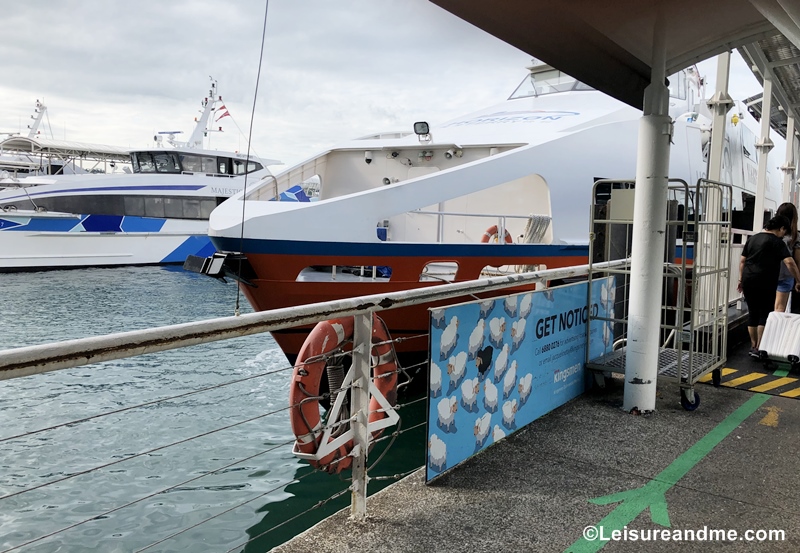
[759, 311, 800, 364]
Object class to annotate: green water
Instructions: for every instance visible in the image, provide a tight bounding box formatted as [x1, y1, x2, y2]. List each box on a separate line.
[0, 267, 426, 552]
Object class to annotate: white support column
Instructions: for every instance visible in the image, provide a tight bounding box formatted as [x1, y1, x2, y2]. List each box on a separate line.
[706, 52, 733, 183]
[795, 136, 800, 205]
[781, 115, 796, 202]
[349, 313, 372, 520]
[754, 77, 774, 228]
[623, 22, 673, 414]
[697, 53, 733, 327]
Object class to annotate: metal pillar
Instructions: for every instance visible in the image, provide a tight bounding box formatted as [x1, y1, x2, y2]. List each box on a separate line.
[623, 22, 673, 414]
[696, 53, 733, 327]
[753, 77, 774, 228]
[350, 313, 372, 519]
[781, 115, 796, 202]
[706, 52, 733, 183]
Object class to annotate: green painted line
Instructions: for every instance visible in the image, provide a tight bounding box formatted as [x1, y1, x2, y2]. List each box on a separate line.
[772, 368, 790, 378]
[565, 394, 770, 553]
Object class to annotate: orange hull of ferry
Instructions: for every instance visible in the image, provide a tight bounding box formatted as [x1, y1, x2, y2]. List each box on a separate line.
[238, 251, 587, 365]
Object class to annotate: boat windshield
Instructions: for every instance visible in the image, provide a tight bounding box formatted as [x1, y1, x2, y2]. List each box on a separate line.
[132, 151, 182, 174]
[131, 151, 263, 176]
[509, 69, 595, 99]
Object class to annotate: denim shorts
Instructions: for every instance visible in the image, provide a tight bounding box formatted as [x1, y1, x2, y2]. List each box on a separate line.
[777, 276, 794, 293]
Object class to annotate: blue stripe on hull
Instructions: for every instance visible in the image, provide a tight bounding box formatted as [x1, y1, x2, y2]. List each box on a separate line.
[2, 215, 168, 233]
[675, 244, 695, 260]
[82, 215, 123, 232]
[210, 236, 589, 258]
[121, 217, 167, 232]
[0, 218, 24, 230]
[161, 236, 216, 263]
[2, 217, 81, 232]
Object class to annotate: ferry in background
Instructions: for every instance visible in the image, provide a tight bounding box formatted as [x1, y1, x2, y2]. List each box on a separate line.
[0, 100, 127, 177]
[196, 61, 785, 365]
[0, 80, 279, 272]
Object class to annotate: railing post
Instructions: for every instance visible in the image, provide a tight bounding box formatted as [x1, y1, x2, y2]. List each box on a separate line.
[349, 312, 372, 519]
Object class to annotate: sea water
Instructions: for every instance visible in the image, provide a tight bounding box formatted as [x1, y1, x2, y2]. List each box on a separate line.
[0, 267, 426, 552]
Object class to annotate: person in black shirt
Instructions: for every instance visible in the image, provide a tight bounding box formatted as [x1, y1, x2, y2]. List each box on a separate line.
[738, 215, 800, 356]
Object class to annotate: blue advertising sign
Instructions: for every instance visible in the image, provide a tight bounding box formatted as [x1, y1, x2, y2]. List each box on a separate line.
[426, 277, 614, 482]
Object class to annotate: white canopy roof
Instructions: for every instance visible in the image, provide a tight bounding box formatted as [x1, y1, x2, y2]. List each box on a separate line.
[0, 136, 131, 162]
[430, 0, 800, 138]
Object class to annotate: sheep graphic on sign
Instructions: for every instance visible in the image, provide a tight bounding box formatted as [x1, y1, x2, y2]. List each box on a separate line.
[426, 277, 614, 482]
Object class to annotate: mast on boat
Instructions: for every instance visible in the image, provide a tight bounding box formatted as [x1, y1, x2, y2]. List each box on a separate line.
[27, 100, 48, 139]
[157, 78, 226, 150]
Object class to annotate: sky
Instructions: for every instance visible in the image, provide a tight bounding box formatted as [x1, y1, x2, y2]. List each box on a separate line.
[0, 0, 766, 170]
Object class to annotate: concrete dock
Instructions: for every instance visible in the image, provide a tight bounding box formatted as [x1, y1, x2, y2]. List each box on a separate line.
[272, 340, 800, 553]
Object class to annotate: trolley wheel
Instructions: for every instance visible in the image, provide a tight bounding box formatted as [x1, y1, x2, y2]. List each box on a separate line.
[711, 368, 721, 388]
[680, 388, 700, 411]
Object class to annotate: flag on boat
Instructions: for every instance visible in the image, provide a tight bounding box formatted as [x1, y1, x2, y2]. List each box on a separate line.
[215, 105, 231, 121]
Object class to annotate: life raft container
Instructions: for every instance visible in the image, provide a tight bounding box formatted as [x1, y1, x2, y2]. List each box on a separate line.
[289, 314, 398, 474]
[481, 225, 513, 244]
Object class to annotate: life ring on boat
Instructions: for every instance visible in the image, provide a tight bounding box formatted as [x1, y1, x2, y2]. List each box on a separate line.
[289, 314, 398, 474]
[481, 225, 513, 244]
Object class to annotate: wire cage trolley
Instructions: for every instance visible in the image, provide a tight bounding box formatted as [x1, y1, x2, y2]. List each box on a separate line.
[585, 178, 733, 411]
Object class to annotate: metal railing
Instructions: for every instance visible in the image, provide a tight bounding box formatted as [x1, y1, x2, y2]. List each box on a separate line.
[0, 260, 627, 552]
[410, 209, 551, 244]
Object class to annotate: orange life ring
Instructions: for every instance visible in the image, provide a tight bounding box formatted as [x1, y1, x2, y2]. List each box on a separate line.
[289, 314, 398, 474]
[481, 225, 513, 244]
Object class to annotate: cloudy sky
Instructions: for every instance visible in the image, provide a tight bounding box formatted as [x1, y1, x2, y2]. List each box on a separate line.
[1, 0, 764, 169]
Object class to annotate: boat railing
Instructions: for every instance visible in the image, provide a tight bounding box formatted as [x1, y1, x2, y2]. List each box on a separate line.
[410, 209, 550, 244]
[0, 259, 625, 552]
[178, 170, 237, 178]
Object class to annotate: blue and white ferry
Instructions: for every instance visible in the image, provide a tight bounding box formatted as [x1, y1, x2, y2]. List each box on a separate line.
[0, 81, 278, 271]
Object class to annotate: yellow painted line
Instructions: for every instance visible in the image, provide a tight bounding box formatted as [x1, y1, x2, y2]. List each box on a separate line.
[779, 388, 800, 398]
[759, 406, 782, 427]
[721, 372, 769, 388]
[749, 377, 798, 393]
[697, 367, 737, 383]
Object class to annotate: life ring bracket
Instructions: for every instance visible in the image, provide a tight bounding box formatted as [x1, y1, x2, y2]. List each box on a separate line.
[291, 365, 400, 463]
[289, 314, 399, 473]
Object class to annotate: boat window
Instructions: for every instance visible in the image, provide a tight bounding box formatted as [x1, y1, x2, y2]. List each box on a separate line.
[183, 199, 201, 219]
[177, 154, 217, 174]
[8, 194, 217, 221]
[509, 69, 594, 99]
[154, 152, 181, 173]
[144, 197, 165, 218]
[164, 198, 183, 218]
[200, 199, 216, 218]
[124, 196, 146, 217]
[131, 151, 180, 174]
[230, 159, 264, 175]
[420, 261, 458, 282]
[741, 125, 758, 162]
[180, 154, 202, 173]
[295, 265, 393, 282]
[668, 71, 687, 100]
[133, 152, 156, 173]
[201, 156, 216, 173]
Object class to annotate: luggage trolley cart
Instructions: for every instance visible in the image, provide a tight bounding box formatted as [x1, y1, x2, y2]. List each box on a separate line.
[585, 178, 732, 410]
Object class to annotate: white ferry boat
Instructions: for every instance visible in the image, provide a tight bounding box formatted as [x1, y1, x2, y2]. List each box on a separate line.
[0, 81, 278, 271]
[197, 62, 785, 365]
